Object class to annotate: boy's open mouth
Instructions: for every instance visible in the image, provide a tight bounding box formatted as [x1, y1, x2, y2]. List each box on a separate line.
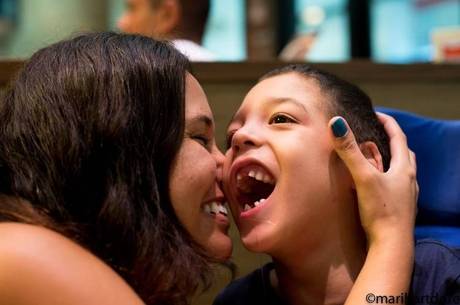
[232, 163, 277, 212]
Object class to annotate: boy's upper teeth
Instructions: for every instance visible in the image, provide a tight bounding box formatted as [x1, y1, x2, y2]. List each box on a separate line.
[241, 167, 274, 184]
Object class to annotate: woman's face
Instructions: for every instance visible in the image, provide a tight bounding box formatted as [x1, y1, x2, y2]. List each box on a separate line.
[169, 74, 232, 260]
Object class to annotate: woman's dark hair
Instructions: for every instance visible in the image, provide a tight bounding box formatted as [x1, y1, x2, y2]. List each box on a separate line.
[0, 32, 211, 305]
[261, 64, 391, 171]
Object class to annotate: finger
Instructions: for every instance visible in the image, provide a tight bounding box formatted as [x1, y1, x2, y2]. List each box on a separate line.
[409, 150, 417, 171]
[329, 116, 372, 179]
[376, 112, 410, 167]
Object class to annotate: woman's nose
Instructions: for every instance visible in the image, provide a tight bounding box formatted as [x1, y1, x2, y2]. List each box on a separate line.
[213, 145, 225, 166]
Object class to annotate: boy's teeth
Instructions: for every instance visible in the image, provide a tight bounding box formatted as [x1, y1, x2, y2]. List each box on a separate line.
[242, 168, 274, 184]
[262, 175, 271, 183]
[243, 198, 267, 211]
[254, 198, 266, 207]
[204, 204, 211, 214]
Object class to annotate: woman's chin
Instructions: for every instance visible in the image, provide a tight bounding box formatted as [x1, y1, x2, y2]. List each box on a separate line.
[206, 233, 233, 261]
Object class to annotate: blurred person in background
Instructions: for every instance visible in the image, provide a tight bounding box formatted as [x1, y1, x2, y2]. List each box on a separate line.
[118, 0, 215, 61]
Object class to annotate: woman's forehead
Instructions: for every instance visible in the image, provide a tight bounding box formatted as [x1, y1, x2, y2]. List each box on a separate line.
[185, 74, 213, 120]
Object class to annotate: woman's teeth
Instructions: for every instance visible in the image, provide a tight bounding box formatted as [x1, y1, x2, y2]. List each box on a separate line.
[203, 202, 228, 216]
[244, 198, 266, 211]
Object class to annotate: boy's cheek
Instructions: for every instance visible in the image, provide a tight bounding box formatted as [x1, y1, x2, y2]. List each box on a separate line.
[223, 150, 233, 169]
[222, 152, 233, 184]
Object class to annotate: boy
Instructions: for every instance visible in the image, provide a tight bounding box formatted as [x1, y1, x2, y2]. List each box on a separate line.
[216, 65, 460, 305]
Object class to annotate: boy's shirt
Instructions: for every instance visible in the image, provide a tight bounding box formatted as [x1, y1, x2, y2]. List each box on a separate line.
[214, 240, 460, 305]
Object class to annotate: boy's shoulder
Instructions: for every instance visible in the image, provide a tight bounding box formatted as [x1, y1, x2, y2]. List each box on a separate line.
[214, 240, 460, 305]
[411, 239, 460, 303]
[413, 239, 460, 274]
[214, 263, 284, 305]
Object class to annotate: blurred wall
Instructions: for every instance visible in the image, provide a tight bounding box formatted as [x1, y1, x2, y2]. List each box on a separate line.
[0, 0, 108, 57]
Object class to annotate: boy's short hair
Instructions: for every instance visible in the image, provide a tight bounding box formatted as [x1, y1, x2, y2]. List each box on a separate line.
[261, 64, 390, 171]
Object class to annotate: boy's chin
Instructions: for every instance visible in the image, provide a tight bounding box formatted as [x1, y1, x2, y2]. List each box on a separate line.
[240, 229, 277, 254]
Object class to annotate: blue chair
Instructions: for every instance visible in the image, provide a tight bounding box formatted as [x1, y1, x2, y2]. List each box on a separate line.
[376, 107, 460, 247]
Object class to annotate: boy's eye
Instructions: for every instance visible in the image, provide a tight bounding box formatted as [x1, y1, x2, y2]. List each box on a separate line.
[269, 114, 296, 124]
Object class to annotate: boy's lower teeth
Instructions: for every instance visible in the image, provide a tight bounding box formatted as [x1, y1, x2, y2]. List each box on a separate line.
[244, 198, 266, 211]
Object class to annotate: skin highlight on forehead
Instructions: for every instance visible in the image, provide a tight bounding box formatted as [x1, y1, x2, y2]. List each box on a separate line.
[228, 73, 330, 128]
[230, 97, 309, 126]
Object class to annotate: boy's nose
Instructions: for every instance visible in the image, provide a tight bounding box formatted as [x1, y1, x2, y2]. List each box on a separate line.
[231, 126, 262, 154]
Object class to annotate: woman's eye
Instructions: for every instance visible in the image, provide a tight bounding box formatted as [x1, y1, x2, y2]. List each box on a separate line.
[269, 114, 296, 124]
[192, 135, 210, 148]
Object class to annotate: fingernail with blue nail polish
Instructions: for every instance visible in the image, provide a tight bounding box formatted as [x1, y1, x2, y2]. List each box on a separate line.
[332, 118, 348, 138]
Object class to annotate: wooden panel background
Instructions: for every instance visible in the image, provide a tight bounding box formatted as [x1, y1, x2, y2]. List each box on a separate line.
[1, 61, 460, 304]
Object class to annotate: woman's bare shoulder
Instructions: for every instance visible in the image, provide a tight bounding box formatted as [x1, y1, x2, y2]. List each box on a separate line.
[0, 222, 145, 305]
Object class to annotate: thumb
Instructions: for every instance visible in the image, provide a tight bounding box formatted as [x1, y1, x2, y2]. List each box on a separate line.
[329, 117, 371, 180]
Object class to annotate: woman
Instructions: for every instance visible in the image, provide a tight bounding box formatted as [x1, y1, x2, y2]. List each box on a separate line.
[0, 33, 416, 305]
[0, 32, 231, 305]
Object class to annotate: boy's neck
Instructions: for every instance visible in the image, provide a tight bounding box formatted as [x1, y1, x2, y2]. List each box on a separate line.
[270, 202, 367, 305]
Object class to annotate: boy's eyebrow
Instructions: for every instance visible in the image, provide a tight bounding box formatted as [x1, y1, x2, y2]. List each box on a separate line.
[227, 97, 308, 130]
[265, 97, 308, 114]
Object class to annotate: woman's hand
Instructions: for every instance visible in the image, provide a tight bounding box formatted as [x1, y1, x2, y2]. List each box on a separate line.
[329, 113, 418, 305]
[329, 113, 418, 245]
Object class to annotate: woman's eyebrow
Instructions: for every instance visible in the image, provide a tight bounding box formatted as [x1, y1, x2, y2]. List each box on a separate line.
[189, 115, 213, 128]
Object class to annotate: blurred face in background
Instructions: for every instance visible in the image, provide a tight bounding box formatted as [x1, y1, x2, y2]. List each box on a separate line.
[118, 0, 178, 39]
[118, 0, 157, 37]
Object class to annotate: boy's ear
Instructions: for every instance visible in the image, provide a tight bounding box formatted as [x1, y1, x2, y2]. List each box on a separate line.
[358, 141, 384, 172]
